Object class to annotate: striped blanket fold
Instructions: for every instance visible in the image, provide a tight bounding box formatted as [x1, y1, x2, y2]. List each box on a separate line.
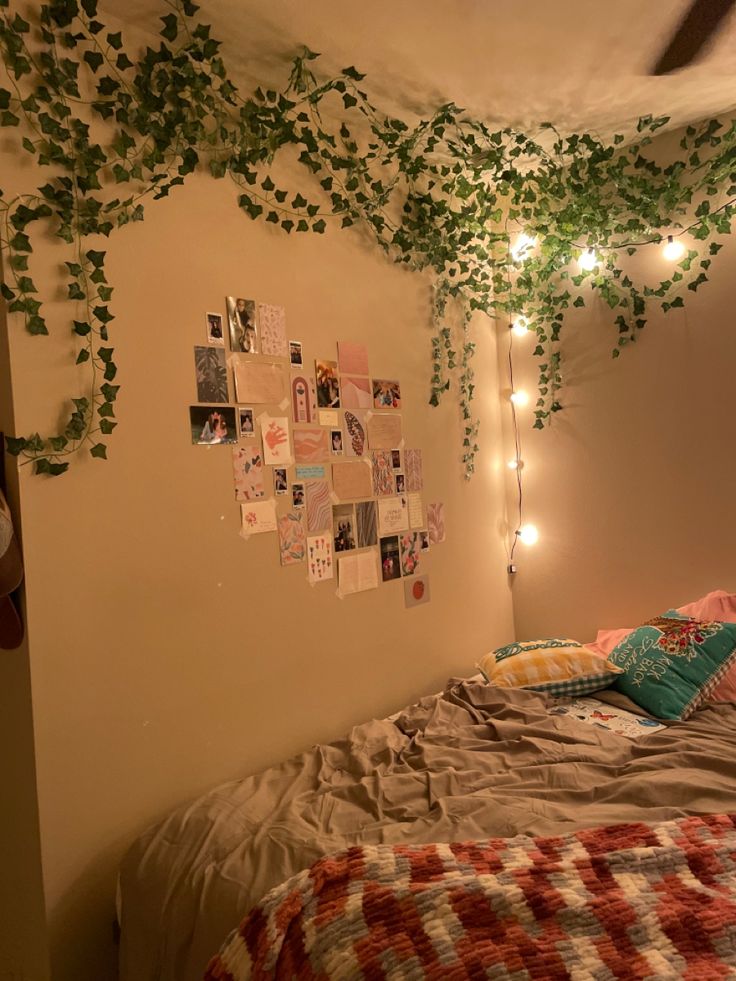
[205, 813, 736, 980]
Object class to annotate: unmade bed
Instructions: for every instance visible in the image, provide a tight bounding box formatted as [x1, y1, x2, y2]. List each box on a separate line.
[118, 680, 736, 980]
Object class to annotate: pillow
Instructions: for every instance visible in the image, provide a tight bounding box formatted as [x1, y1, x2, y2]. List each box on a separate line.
[478, 639, 622, 698]
[608, 610, 736, 720]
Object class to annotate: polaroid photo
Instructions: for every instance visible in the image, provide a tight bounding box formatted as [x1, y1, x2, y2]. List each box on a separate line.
[330, 429, 343, 455]
[333, 503, 356, 553]
[238, 407, 255, 437]
[289, 340, 303, 367]
[391, 449, 401, 471]
[226, 296, 258, 354]
[189, 405, 237, 445]
[315, 359, 341, 408]
[206, 311, 224, 346]
[419, 529, 430, 551]
[373, 379, 401, 410]
[379, 535, 401, 582]
[292, 482, 306, 509]
[273, 467, 288, 495]
[395, 473, 406, 494]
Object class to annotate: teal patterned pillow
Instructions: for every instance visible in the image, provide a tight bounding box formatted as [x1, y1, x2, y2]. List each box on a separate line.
[609, 610, 736, 720]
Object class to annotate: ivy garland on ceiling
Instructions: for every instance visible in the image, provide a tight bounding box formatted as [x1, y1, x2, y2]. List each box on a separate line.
[0, 1, 734, 477]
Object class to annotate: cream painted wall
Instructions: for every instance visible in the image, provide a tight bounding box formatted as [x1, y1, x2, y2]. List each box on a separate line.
[5, 169, 514, 979]
[504, 237, 736, 641]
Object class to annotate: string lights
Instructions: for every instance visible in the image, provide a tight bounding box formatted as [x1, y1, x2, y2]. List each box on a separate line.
[505, 225, 689, 574]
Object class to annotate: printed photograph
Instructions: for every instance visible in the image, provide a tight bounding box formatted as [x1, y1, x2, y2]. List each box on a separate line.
[273, 467, 288, 495]
[226, 296, 258, 353]
[194, 346, 228, 403]
[380, 535, 401, 582]
[315, 359, 341, 408]
[395, 473, 406, 494]
[330, 429, 343, 454]
[373, 379, 401, 409]
[333, 504, 356, 552]
[189, 406, 237, 445]
[206, 311, 224, 346]
[238, 407, 255, 437]
[292, 482, 305, 509]
[289, 340, 303, 366]
[391, 449, 401, 470]
[419, 530, 430, 551]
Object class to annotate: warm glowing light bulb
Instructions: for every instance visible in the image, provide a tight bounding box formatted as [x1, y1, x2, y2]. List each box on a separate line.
[578, 249, 598, 271]
[662, 235, 685, 261]
[517, 523, 539, 546]
[509, 390, 529, 407]
[511, 232, 537, 261]
[507, 459, 524, 470]
[511, 316, 529, 337]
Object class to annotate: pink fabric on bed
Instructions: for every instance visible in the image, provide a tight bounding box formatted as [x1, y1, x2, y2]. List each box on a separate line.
[589, 591, 736, 702]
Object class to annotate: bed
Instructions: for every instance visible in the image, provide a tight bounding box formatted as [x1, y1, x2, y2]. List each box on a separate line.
[118, 679, 736, 980]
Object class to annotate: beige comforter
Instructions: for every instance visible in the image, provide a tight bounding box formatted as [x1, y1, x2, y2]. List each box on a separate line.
[118, 682, 736, 981]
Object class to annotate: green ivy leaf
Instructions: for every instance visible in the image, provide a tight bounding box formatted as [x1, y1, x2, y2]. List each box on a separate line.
[90, 442, 107, 459]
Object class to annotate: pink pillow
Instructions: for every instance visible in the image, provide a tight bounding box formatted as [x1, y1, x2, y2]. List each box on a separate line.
[588, 590, 736, 703]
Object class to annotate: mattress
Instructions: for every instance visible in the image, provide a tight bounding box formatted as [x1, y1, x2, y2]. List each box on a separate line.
[118, 680, 736, 981]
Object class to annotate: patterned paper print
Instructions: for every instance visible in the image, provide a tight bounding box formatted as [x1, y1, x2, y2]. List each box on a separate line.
[404, 449, 423, 492]
[341, 376, 373, 409]
[305, 479, 332, 532]
[371, 450, 394, 496]
[356, 501, 377, 548]
[291, 374, 317, 424]
[427, 502, 446, 544]
[337, 341, 369, 376]
[232, 445, 265, 501]
[294, 427, 329, 463]
[261, 415, 293, 466]
[278, 511, 306, 566]
[399, 531, 422, 577]
[343, 410, 367, 456]
[240, 499, 276, 535]
[307, 534, 333, 583]
[258, 303, 288, 357]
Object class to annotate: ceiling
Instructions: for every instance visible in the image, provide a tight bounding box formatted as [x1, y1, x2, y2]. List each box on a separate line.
[99, 0, 736, 135]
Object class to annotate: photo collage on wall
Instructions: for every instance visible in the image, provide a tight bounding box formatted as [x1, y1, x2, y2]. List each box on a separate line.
[188, 299, 444, 605]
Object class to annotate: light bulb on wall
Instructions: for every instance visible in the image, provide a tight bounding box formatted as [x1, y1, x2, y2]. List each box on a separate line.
[578, 248, 598, 271]
[662, 235, 685, 261]
[509, 390, 529, 407]
[511, 232, 537, 261]
[507, 459, 524, 470]
[511, 316, 529, 337]
[517, 523, 539, 546]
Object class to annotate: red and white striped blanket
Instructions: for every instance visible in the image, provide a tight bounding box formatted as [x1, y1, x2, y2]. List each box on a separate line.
[205, 813, 736, 980]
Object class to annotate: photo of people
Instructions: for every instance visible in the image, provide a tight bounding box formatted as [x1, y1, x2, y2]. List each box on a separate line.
[331, 429, 343, 454]
[292, 483, 305, 509]
[226, 296, 258, 353]
[333, 504, 356, 552]
[373, 379, 401, 409]
[380, 535, 401, 582]
[273, 467, 288, 495]
[315, 359, 341, 408]
[419, 530, 430, 551]
[189, 405, 237, 445]
[289, 340, 303, 366]
[391, 449, 401, 470]
[395, 473, 406, 494]
[206, 312, 224, 346]
[238, 407, 254, 437]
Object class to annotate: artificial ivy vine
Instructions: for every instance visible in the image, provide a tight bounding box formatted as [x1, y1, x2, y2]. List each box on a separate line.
[0, 0, 734, 477]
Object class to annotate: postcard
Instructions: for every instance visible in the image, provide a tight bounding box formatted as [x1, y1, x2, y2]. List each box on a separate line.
[226, 296, 258, 353]
[337, 341, 369, 376]
[258, 302, 287, 358]
[378, 495, 409, 536]
[260, 415, 293, 466]
[379, 536, 401, 582]
[332, 461, 372, 501]
[315, 359, 341, 408]
[407, 492, 423, 529]
[319, 409, 339, 428]
[240, 499, 276, 535]
[339, 551, 379, 595]
[206, 311, 224, 347]
[307, 534, 333, 583]
[190, 405, 237, 445]
[232, 445, 266, 501]
[372, 379, 401, 410]
[278, 511, 306, 566]
[293, 427, 329, 463]
[233, 360, 286, 404]
[367, 412, 402, 450]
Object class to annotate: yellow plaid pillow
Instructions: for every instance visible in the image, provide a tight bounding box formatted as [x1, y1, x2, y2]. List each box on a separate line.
[478, 638, 622, 696]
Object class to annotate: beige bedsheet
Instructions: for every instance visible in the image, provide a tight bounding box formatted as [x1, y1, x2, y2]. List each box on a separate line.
[118, 682, 736, 981]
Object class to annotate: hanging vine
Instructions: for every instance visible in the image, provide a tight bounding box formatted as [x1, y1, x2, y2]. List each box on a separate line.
[0, 0, 734, 477]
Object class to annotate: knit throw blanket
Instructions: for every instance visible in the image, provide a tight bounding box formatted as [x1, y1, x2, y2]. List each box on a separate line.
[205, 813, 736, 980]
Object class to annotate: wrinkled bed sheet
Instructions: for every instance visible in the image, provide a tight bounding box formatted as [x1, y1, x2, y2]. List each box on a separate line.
[118, 681, 736, 981]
